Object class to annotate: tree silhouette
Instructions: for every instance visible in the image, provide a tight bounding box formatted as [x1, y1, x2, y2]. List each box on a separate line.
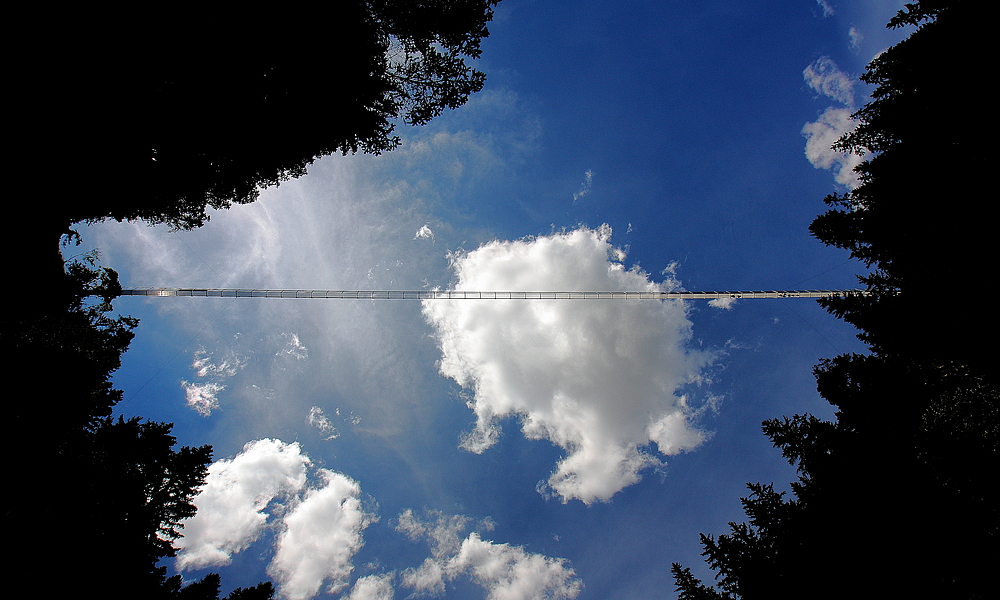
[673, 2, 996, 598]
[76, 417, 214, 596]
[810, 0, 993, 370]
[162, 573, 275, 600]
[5, 255, 273, 597]
[19, 2, 501, 308]
[19, 2, 499, 234]
[9, 4, 504, 595]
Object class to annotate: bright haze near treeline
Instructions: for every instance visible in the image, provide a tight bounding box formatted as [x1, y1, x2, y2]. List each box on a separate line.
[82, 2, 907, 598]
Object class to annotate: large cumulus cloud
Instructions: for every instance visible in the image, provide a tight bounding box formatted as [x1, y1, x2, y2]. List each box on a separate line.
[422, 226, 713, 503]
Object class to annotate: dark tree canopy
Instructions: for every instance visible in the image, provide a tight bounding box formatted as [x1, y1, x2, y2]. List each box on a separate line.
[161, 573, 275, 600]
[24, 2, 499, 232]
[9, 4, 504, 595]
[673, 2, 997, 598]
[4, 254, 273, 597]
[9, 250, 137, 432]
[808, 0, 994, 369]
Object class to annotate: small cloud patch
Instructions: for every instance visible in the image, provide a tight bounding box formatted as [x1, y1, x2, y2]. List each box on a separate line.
[415, 225, 435, 241]
[307, 406, 340, 440]
[802, 57, 862, 189]
[708, 297, 737, 310]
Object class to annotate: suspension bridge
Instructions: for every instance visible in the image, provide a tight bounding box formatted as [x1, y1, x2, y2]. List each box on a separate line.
[120, 288, 867, 300]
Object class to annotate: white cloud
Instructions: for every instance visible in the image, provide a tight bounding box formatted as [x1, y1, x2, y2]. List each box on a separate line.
[177, 440, 374, 600]
[415, 225, 435, 241]
[338, 407, 362, 426]
[816, 0, 834, 17]
[803, 57, 854, 106]
[307, 406, 340, 440]
[802, 107, 863, 189]
[182, 381, 225, 416]
[183, 347, 248, 415]
[191, 346, 247, 378]
[403, 557, 448, 596]
[399, 510, 581, 600]
[708, 297, 737, 310]
[268, 469, 375, 600]
[848, 27, 863, 53]
[422, 226, 713, 503]
[802, 58, 863, 189]
[402, 533, 581, 600]
[175, 439, 310, 570]
[397, 509, 493, 559]
[572, 169, 594, 203]
[278, 333, 309, 360]
[346, 574, 395, 600]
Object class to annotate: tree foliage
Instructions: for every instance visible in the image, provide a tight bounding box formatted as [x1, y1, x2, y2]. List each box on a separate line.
[9, 4, 506, 594]
[4, 254, 272, 597]
[809, 0, 993, 367]
[673, 2, 996, 597]
[86, 417, 211, 562]
[10, 4, 505, 595]
[9, 249, 137, 433]
[24, 2, 499, 232]
[161, 573, 275, 600]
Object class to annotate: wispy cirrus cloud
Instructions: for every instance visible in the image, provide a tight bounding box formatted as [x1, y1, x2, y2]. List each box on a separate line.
[182, 347, 249, 416]
[848, 26, 863, 53]
[277, 333, 309, 361]
[182, 381, 226, 416]
[572, 169, 594, 204]
[306, 406, 340, 440]
[397, 509, 493, 559]
[423, 226, 714, 503]
[803, 57, 855, 106]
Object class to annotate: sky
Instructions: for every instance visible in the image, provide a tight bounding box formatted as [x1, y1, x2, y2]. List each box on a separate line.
[80, 2, 911, 598]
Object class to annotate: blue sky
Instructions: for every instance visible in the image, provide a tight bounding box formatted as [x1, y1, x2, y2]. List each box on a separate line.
[81, 2, 910, 598]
